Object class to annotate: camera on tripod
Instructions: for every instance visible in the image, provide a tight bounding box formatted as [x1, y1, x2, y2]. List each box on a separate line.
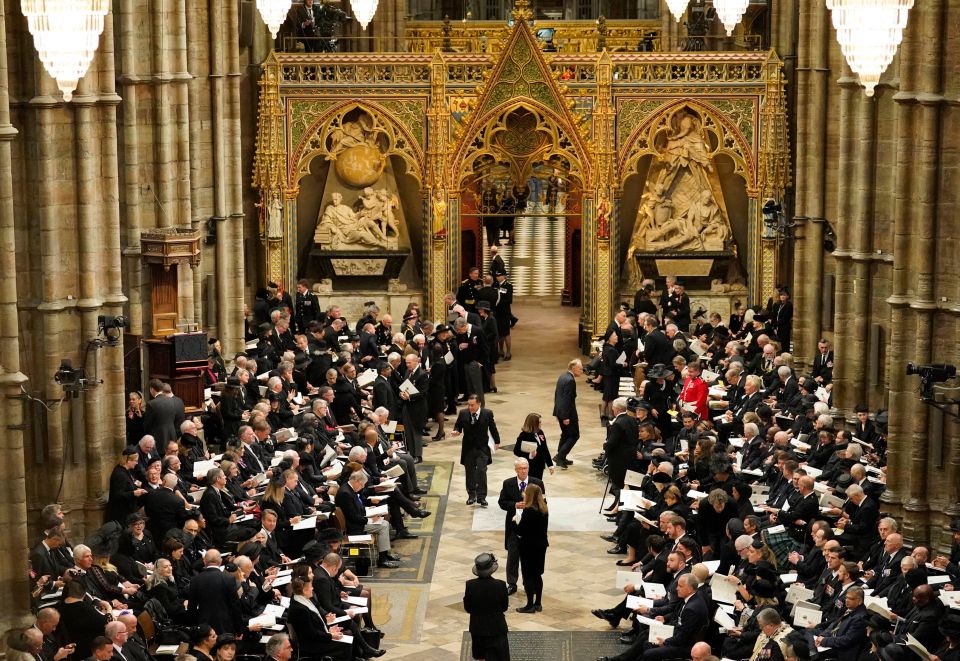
[906, 362, 957, 401]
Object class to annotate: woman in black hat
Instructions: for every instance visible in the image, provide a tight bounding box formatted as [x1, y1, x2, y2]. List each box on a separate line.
[464, 553, 511, 660]
[219, 377, 246, 440]
[118, 512, 158, 565]
[105, 448, 147, 525]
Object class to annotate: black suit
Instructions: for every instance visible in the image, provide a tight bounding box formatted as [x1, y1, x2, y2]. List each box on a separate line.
[644, 591, 709, 660]
[604, 413, 640, 489]
[839, 496, 880, 558]
[867, 547, 909, 595]
[187, 566, 243, 634]
[812, 350, 834, 385]
[552, 370, 579, 461]
[143, 486, 188, 543]
[643, 329, 674, 369]
[463, 576, 510, 658]
[401, 366, 429, 459]
[371, 375, 400, 420]
[779, 491, 819, 544]
[199, 487, 241, 547]
[143, 395, 185, 444]
[455, 408, 500, 500]
[333, 483, 368, 535]
[497, 476, 545, 587]
[30, 541, 69, 579]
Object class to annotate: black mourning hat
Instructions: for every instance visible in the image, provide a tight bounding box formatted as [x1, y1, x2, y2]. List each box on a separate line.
[646, 364, 671, 379]
[87, 521, 123, 557]
[472, 552, 499, 577]
[213, 634, 238, 652]
[751, 578, 776, 599]
[226, 376, 241, 387]
[651, 472, 672, 484]
[476, 300, 491, 311]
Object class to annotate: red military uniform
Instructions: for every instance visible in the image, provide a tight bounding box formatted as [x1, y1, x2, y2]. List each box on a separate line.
[679, 376, 709, 420]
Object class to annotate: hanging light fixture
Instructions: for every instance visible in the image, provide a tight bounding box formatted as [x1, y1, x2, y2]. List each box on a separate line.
[255, 0, 291, 40]
[21, 0, 110, 102]
[352, 0, 379, 30]
[713, 0, 750, 36]
[665, 0, 689, 22]
[826, 0, 913, 97]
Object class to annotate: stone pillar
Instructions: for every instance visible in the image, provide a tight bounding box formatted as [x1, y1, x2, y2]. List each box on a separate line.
[791, 0, 828, 367]
[225, 0, 247, 357]
[828, 64, 859, 421]
[0, 0, 33, 631]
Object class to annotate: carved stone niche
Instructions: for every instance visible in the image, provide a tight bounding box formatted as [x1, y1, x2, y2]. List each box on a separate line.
[140, 228, 202, 336]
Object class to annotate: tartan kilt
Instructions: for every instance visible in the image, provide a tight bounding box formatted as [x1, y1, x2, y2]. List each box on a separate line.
[763, 527, 800, 567]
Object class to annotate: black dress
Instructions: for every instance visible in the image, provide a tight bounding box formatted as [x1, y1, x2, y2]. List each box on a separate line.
[600, 343, 621, 401]
[105, 465, 140, 524]
[513, 430, 553, 479]
[126, 411, 145, 445]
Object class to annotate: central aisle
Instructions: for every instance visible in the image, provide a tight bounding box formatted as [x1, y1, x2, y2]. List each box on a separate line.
[382, 303, 624, 659]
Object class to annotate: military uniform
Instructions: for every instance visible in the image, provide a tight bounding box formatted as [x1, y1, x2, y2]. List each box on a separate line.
[294, 289, 321, 333]
[457, 277, 481, 313]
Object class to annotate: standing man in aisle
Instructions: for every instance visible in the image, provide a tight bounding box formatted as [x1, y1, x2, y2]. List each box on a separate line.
[553, 359, 582, 468]
[452, 395, 500, 507]
[498, 458, 545, 595]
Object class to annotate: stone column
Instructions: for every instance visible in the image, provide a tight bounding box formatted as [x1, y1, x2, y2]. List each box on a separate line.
[0, 0, 33, 632]
[790, 0, 828, 367]
[902, 0, 944, 531]
[225, 0, 247, 356]
[829, 64, 859, 421]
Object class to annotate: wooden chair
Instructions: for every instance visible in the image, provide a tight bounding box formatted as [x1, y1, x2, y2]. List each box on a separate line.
[335, 506, 377, 577]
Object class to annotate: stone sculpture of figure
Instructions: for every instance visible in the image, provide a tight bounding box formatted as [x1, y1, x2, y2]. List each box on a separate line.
[267, 195, 283, 239]
[314, 191, 391, 250]
[327, 114, 378, 155]
[375, 189, 399, 238]
[658, 110, 714, 192]
[432, 189, 447, 237]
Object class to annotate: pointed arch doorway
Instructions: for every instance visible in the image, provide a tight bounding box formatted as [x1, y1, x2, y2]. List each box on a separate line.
[457, 105, 584, 304]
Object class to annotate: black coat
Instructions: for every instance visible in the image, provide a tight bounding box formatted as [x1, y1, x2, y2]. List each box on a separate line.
[497, 476, 545, 550]
[187, 566, 243, 634]
[512, 430, 553, 479]
[143, 395, 186, 444]
[516, 508, 549, 577]
[604, 413, 639, 489]
[199, 488, 235, 547]
[664, 591, 709, 649]
[311, 566, 347, 616]
[463, 576, 509, 636]
[287, 599, 350, 661]
[455, 408, 500, 465]
[643, 329, 675, 367]
[105, 465, 140, 524]
[143, 486, 188, 543]
[371, 375, 400, 419]
[401, 366, 430, 429]
[552, 371, 578, 421]
[56, 600, 109, 661]
[333, 483, 368, 535]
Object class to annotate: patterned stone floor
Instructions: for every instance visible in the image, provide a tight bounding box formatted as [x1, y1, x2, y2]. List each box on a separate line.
[372, 303, 632, 660]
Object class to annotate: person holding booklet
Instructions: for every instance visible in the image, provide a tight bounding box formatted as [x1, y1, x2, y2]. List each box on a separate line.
[513, 413, 555, 479]
[514, 484, 549, 613]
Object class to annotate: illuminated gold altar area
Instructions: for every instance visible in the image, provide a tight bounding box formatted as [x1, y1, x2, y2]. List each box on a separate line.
[252, 1, 789, 343]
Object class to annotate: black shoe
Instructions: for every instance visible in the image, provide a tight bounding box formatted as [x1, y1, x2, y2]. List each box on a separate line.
[410, 494, 422, 502]
[564, 458, 574, 465]
[412, 510, 432, 518]
[601, 534, 618, 543]
[466, 497, 477, 505]
[534, 603, 542, 612]
[377, 559, 399, 568]
[507, 584, 518, 595]
[619, 633, 636, 645]
[361, 649, 386, 658]
[616, 559, 634, 566]
[385, 552, 401, 561]
[591, 608, 611, 621]
[432, 433, 445, 441]
[361, 627, 384, 637]
[395, 530, 416, 540]
[413, 487, 428, 495]
[516, 604, 537, 613]
[413, 457, 423, 464]
[607, 545, 627, 555]
[478, 499, 489, 508]
[605, 516, 618, 522]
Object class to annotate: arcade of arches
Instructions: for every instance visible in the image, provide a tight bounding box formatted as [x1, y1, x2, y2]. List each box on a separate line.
[0, 0, 958, 651]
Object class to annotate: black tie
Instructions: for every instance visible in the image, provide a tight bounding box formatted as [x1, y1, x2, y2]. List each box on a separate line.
[472, 413, 478, 425]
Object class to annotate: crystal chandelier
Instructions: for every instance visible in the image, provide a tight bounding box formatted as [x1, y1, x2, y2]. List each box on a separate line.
[256, 0, 291, 39]
[352, 0, 379, 30]
[21, 0, 110, 102]
[714, 0, 750, 36]
[826, 0, 914, 97]
[665, 0, 689, 22]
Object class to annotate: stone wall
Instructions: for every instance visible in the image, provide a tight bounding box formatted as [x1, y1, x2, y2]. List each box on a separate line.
[783, 0, 960, 549]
